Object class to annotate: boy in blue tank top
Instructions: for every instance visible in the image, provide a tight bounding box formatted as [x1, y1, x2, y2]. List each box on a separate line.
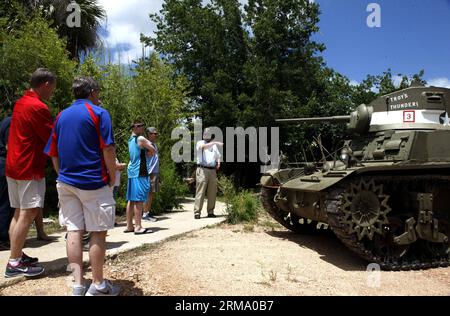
[125, 120, 155, 235]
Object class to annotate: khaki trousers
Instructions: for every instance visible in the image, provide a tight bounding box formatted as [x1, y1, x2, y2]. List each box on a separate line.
[194, 167, 217, 215]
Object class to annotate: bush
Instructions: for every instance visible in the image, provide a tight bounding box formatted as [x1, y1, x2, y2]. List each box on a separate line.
[227, 190, 260, 224]
[219, 176, 260, 224]
[218, 175, 236, 212]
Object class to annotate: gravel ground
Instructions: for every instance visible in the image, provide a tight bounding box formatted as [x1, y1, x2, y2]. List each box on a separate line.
[1, 215, 449, 296]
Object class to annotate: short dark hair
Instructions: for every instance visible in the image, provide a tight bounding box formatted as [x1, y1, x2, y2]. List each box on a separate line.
[72, 77, 100, 99]
[30, 68, 57, 88]
[130, 119, 145, 129]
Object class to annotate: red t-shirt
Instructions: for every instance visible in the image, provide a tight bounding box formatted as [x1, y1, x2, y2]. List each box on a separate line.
[5, 90, 53, 180]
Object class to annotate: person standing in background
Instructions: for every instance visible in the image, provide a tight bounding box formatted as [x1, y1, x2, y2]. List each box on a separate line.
[125, 120, 155, 235]
[193, 128, 223, 219]
[143, 127, 160, 222]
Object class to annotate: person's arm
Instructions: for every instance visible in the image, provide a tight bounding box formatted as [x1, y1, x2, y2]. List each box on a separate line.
[198, 141, 224, 150]
[103, 145, 116, 187]
[215, 145, 222, 170]
[51, 157, 59, 175]
[137, 136, 156, 156]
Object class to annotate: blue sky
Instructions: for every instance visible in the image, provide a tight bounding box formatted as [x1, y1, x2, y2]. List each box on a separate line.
[98, 0, 450, 87]
[313, 0, 450, 86]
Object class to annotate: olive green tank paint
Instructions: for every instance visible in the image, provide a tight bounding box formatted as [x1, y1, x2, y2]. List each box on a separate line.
[260, 85, 450, 270]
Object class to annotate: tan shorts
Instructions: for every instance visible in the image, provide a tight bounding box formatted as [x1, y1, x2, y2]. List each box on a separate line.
[57, 181, 116, 232]
[6, 177, 46, 209]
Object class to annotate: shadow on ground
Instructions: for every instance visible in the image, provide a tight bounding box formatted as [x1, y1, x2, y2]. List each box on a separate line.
[266, 229, 368, 271]
[24, 238, 61, 249]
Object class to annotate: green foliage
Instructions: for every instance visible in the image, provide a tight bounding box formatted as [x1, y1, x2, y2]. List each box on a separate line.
[148, 0, 247, 128]
[227, 190, 260, 224]
[218, 175, 237, 212]
[129, 55, 192, 158]
[219, 176, 260, 224]
[9, 0, 106, 60]
[0, 17, 76, 114]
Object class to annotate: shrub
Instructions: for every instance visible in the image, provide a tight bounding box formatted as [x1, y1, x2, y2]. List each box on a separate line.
[218, 175, 236, 212]
[219, 176, 260, 224]
[227, 190, 260, 224]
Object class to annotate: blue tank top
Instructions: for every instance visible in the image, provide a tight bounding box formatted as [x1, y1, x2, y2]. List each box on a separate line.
[127, 135, 148, 179]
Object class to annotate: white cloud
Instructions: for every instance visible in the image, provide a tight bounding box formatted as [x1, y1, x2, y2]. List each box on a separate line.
[427, 77, 450, 89]
[349, 80, 359, 86]
[97, 0, 164, 62]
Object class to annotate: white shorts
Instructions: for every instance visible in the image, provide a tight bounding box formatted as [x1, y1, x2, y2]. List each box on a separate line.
[57, 181, 116, 232]
[6, 177, 46, 209]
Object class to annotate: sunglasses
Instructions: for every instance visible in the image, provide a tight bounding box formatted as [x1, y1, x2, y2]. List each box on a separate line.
[133, 124, 145, 128]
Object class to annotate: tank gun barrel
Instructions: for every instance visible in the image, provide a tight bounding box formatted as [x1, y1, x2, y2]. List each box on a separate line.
[276, 115, 351, 124]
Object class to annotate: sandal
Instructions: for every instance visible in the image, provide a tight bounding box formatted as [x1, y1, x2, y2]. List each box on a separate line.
[123, 229, 134, 233]
[134, 228, 153, 235]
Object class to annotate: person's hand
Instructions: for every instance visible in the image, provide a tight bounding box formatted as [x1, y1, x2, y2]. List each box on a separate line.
[116, 163, 127, 171]
[216, 162, 221, 170]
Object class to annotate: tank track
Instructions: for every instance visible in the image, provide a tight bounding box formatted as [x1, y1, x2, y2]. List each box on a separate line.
[260, 187, 321, 234]
[326, 175, 450, 271]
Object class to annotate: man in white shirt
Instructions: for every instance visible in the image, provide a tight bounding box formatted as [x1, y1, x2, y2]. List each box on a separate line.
[194, 128, 223, 219]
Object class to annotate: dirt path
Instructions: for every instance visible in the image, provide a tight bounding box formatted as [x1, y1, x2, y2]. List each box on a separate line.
[1, 215, 449, 296]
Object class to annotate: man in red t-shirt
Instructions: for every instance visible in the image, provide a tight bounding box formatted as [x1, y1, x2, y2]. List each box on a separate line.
[4, 68, 56, 278]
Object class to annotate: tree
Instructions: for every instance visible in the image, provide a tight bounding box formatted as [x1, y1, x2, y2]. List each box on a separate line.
[242, 0, 325, 126]
[8, 0, 106, 60]
[0, 16, 76, 114]
[148, 0, 248, 128]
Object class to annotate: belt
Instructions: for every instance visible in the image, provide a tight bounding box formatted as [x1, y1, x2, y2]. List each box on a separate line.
[198, 165, 216, 170]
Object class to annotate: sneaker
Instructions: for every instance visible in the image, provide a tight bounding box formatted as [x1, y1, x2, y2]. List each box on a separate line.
[85, 280, 121, 296]
[21, 253, 39, 265]
[207, 214, 217, 218]
[142, 213, 157, 222]
[72, 284, 87, 296]
[194, 214, 201, 220]
[4, 261, 45, 278]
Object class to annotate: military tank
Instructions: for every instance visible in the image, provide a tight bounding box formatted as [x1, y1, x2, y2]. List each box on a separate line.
[260, 84, 450, 270]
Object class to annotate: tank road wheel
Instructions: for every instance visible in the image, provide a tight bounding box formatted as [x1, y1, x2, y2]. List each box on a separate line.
[372, 217, 410, 270]
[326, 179, 412, 270]
[341, 179, 391, 240]
[260, 187, 319, 234]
